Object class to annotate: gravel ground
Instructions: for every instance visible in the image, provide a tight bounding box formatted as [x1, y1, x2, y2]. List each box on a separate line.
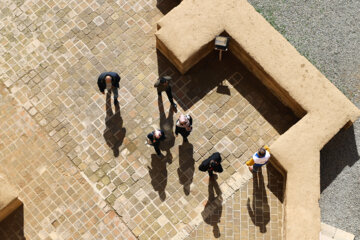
[246, 0, 360, 238]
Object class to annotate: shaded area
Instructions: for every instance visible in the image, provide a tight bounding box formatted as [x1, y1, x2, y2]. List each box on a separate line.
[148, 154, 168, 201]
[266, 162, 285, 203]
[201, 176, 223, 238]
[158, 96, 175, 162]
[320, 125, 359, 192]
[177, 143, 195, 195]
[103, 93, 126, 157]
[247, 170, 270, 233]
[157, 50, 299, 134]
[0, 205, 24, 240]
[156, 0, 181, 15]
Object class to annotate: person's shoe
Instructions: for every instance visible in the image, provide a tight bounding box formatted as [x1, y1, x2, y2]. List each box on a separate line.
[114, 99, 119, 105]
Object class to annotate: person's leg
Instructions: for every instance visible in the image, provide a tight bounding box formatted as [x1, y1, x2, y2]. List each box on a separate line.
[165, 86, 176, 108]
[252, 164, 260, 173]
[113, 87, 119, 104]
[208, 170, 214, 177]
[180, 132, 189, 143]
[154, 142, 161, 156]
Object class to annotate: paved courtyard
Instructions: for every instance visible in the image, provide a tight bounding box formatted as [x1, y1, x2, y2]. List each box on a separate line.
[0, 0, 297, 239]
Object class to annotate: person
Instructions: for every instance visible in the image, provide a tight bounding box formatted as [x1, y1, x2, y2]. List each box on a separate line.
[175, 114, 192, 143]
[199, 152, 223, 177]
[246, 145, 271, 172]
[147, 129, 166, 156]
[97, 72, 121, 105]
[154, 75, 177, 111]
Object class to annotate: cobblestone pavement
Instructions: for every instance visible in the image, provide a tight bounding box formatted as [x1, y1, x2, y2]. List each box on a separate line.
[0, 85, 136, 240]
[187, 164, 284, 240]
[0, 0, 297, 239]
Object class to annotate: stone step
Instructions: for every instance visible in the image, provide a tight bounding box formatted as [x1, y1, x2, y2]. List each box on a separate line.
[320, 222, 355, 240]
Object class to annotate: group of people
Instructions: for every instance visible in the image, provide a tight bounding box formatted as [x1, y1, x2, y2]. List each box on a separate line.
[97, 72, 271, 178]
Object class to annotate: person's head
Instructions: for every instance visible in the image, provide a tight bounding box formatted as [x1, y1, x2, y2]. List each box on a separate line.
[160, 76, 171, 85]
[154, 130, 162, 139]
[105, 75, 112, 83]
[179, 114, 188, 125]
[210, 160, 218, 168]
[258, 147, 266, 157]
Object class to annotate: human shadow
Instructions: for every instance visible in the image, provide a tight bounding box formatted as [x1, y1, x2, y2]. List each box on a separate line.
[201, 176, 223, 238]
[158, 95, 175, 163]
[148, 154, 168, 201]
[247, 169, 270, 233]
[0, 205, 25, 240]
[177, 143, 195, 195]
[103, 93, 126, 157]
[266, 162, 285, 203]
[156, 0, 181, 15]
[320, 125, 359, 192]
[156, 50, 299, 135]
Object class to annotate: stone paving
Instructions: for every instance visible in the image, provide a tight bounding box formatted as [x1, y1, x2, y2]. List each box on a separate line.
[0, 85, 136, 240]
[187, 164, 284, 240]
[0, 0, 298, 239]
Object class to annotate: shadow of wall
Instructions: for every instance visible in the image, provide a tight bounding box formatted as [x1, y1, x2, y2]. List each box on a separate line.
[320, 125, 359, 192]
[157, 50, 299, 135]
[0, 205, 24, 240]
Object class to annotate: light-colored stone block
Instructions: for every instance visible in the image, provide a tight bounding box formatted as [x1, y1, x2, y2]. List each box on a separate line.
[333, 228, 355, 240]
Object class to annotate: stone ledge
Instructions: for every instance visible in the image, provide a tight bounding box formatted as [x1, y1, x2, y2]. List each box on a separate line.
[155, 0, 360, 239]
[0, 177, 22, 222]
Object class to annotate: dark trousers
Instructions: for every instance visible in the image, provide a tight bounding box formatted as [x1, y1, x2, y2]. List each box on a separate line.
[153, 142, 161, 155]
[158, 86, 174, 105]
[179, 131, 190, 141]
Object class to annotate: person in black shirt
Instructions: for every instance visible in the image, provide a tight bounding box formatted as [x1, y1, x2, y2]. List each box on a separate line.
[97, 72, 121, 105]
[154, 75, 177, 111]
[147, 129, 166, 156]
[199, 152, 223, 177]
[175, 114, 192, 143]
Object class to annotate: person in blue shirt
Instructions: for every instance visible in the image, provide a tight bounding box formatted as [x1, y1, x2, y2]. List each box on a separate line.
[97, 72, 121, 105]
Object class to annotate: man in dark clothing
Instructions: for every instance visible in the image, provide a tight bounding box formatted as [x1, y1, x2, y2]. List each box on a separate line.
[147, 129, 166, 156]
[175, 114, 192, 143]
[154, 75, 177, 111]
[97, 72, 121, 105]
[199, 152, 223, 177]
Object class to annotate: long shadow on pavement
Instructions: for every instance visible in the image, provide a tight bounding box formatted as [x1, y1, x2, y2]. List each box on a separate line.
[177, 142, 195, 195]
[158, 96, 175, 162]
[201, 176, 223, 238]
[148, 154, 168, 201]
[247, 169, 270, 233]
[103, 93, 126, 157]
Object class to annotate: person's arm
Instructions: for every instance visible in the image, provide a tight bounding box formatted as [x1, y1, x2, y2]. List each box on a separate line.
[114, 73, 120, 88]
[147, 133, 154, 144]
[175, 125, 180, 136]
[216, 164, 223, 173]
[160, 131, 166, 140]
[97, 73, 105, 93]
[198, 160, 209, 172]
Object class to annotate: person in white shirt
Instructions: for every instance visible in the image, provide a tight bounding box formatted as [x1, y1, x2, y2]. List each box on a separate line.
[175, 114, 192, 143]
[247, 146, 271, 172]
